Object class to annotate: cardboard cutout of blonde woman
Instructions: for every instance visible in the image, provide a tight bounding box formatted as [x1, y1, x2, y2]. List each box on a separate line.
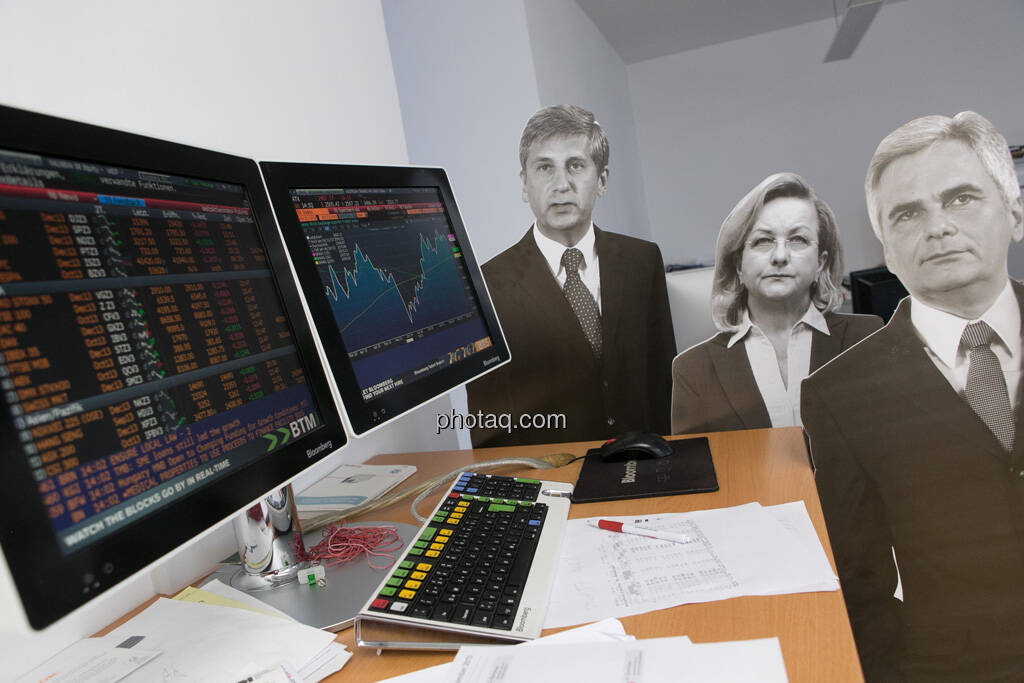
[670, 172, 881, 435]
[803, 111, 1024, 682]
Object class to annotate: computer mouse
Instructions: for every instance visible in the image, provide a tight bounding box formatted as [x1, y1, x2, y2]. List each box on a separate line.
[598, 431, 673, 462]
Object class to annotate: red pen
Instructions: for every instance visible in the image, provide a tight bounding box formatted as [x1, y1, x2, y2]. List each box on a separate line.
[586, 518, 694, 545]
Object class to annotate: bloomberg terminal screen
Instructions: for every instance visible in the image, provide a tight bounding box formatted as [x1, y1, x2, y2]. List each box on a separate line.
[0, 149, 324, 554]
[289, 186, 494, 403]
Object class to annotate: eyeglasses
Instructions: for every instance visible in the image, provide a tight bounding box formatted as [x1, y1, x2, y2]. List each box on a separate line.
[745, 234, 817, 254]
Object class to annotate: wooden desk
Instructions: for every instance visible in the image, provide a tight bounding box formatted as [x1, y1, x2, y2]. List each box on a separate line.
[325, 427, 863, 682]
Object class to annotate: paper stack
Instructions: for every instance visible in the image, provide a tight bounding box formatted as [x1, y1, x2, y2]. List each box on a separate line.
[545, 501, 838, 628]
[379, 618, 788, 683]
[18, 579, 352, 683]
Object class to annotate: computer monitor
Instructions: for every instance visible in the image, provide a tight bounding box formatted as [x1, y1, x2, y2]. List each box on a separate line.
[0, 105, 346, 631]
[259, 163, 510, 435]
[849, 266, 909, 323]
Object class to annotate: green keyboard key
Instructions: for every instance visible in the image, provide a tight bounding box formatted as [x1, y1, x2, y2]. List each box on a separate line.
[516, 478, 540, 484]
[400, 560, 414, 569]
[488, 503, 516, 513]
[393, 569, 409, 578]
[386, 577, 402, 587]
[419, 526, 438, 541]
[380, 587, 397, 597]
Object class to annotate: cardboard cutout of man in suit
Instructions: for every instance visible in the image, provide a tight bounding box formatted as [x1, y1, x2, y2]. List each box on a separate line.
[802, 111, 1024, 682]
[466, 105, 675, 447]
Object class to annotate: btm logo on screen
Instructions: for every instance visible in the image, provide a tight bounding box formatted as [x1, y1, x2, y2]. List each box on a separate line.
[262, 413, 319, 452]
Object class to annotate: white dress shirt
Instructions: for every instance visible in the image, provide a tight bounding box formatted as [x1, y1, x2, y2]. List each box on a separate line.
[909, 280, 1022, 409]
[728, 304, 830, 428]
[532, 223, 601, 313]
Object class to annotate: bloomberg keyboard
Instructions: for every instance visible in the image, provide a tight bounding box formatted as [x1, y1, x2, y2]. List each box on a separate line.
[355, 471, 573, 649]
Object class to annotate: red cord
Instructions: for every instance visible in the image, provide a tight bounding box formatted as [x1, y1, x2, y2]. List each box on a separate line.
[299, 522, 404, 570]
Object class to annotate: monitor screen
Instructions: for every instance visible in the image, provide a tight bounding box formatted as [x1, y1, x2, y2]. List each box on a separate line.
[259, 164, 509, 434]
[0, 105, 346, 629]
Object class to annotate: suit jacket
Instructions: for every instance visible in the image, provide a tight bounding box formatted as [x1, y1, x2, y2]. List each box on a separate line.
[802, 285, 1024, 682]
[466, 226, 676, 447]
[670, 311, 882, 434]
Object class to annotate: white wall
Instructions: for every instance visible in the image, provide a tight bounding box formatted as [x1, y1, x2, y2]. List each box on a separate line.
[0, 1, 455, 677]
[629, 0, 1024, 275]
[382, 0, 542, 264]
[523, 0, 652, 242]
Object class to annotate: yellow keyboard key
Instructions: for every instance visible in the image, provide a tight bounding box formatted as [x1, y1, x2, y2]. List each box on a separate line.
[425, 550, 441, 557]
[438, 529, 452, 536]
[411, 571, 427, 580]
[404, 580, 422, 590]
[435, 536, 449, 544]
[429, 542, 444, 551]
[416, 563, 433, 571]
[398, 589, 416, 600]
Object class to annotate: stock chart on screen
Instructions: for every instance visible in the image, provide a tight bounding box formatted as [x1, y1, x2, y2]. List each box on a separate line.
[290, 186, 493, 403]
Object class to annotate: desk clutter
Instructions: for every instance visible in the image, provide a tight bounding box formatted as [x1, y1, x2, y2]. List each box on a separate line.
[16, 580, 352, 683]
[377, 618, 789, 683]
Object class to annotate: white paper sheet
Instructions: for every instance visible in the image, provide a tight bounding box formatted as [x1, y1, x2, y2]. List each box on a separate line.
[451, 636, 787, 683]
[544, 502, 838, 628]
[99, 598, 339, 683]
[375, 618, 637, 683]
[298, 642, 351, 682]
[14, 638, 160, 683]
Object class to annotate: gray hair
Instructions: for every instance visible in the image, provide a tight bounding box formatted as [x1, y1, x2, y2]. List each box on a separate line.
[711, 172, 845, 332]
[519, 105, 609, 172]
[865, 111, 1021, 240]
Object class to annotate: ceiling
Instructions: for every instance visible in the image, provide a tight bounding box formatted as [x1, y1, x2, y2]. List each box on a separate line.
[574, 0, 903, 64]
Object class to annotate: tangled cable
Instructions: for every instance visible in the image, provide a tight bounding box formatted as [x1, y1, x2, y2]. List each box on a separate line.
[299, 522, 405, 570]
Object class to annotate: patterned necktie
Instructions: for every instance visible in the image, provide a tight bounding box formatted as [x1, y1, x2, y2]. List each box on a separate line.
[561, 247, 602, 358]
[961, 321, 1014, 451]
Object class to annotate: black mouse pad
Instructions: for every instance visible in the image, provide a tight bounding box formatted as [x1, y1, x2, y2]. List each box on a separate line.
[571, 436, 718, 504]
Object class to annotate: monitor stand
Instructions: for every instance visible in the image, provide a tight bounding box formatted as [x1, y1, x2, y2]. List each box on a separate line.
[208, 484, 418, 631]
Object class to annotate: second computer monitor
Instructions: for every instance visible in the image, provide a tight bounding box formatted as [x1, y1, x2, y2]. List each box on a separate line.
[260, 163, 509, 434]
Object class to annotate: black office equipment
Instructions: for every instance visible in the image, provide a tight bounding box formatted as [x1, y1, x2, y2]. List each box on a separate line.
[849, 266, 908, 322]
[0, 104, 346, 630]
[259, 163, 510, 434]
[572, 436, 718, 503]
[597, 431, 673, 462]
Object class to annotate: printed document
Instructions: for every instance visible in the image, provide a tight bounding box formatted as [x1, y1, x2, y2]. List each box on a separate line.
[544, 501, 837, 628]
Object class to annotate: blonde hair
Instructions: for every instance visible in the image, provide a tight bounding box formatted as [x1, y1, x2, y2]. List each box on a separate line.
[711, 172, 844, 332]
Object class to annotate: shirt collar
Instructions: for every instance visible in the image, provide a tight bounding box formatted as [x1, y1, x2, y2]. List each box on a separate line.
[910, 280, 1020, 367]
[726, 303, 830, 348]
[532, 223, 597, 279]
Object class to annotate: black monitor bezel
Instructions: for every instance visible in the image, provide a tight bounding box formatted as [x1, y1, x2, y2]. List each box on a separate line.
[259, 162, 510, 435]
[0, 104, 347, 629]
